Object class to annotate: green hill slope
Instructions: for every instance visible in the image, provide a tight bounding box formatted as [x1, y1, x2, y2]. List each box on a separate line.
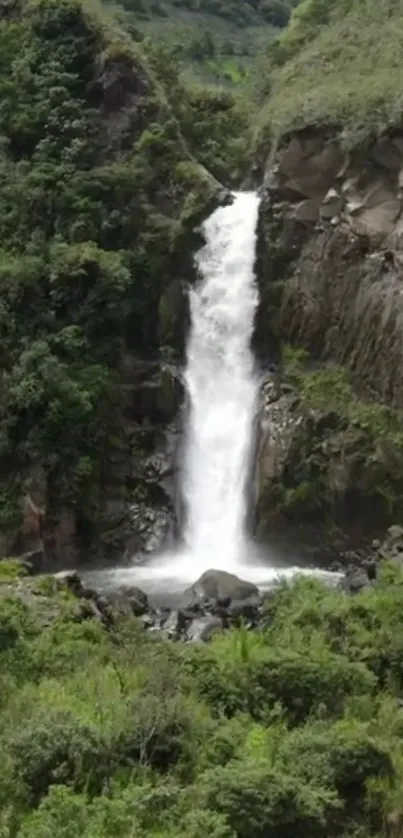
[111, 0, 302, 85]
[256, 0, 403, 150]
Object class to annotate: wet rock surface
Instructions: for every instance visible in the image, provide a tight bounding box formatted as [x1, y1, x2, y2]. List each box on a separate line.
[1, 565, 355, 640]
[3, 545, 403, 640]
[89, 357, 184, 565]
[184, 569, 259, 603]
[74, 568, 265, 641]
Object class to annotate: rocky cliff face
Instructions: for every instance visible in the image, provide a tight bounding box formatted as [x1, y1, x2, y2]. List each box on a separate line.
[5, 354, 184, 570]
[254, 129, 403, 559]
[257, 129, 403, 405]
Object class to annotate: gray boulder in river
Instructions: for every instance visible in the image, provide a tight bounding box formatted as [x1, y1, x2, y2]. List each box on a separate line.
[185, 569, 259, 603]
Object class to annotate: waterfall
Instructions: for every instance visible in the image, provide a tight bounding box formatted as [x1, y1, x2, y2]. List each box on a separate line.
[82, 191, 343, 594]
[181, 191, 261, 573]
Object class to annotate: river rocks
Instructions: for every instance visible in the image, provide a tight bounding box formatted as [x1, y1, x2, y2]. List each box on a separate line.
[185, 569, 259, 603]
[148, 571, 262, 641]
[53, 569, 83, 593]
[227, 598, 261, 624]
[2, 558, 388, 644]
[341, 567, 372, 595]
[186, 616, 223, 643]
[52, 567, 263, 640]
[103, 585, 149, 617]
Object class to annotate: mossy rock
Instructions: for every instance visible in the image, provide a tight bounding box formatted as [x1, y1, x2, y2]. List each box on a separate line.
[255, 352, 403, 554]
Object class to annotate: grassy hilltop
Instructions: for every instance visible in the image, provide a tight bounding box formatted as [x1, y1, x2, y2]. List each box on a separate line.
[256, 0, 403, 149]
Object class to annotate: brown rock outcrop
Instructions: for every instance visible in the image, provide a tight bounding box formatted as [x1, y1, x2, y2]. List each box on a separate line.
[257, 129, 403, 409]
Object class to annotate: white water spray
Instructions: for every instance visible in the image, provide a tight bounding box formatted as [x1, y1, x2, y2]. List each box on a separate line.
[181, 191, 260, 572]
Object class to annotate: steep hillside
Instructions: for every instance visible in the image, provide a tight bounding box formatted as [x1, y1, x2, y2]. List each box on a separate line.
[254, 0, 403, 556]
[255, 0, 403, 151]
[112, 0, 302, 86]
[0, 0, 225, 567]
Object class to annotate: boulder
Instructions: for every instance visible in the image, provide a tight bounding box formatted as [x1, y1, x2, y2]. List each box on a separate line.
[162, 608, 191, 638]
[321, 187, 343, 220]
[227, 598, 261, 624]
[53, 570, 84, 596]
[278, 137, 345, 201]
[341, 567, 372, 595]
[186, 569, 259, 603]
[371, 138, 403, 171]
[118, 585, 148, 615]
[98, 584, 149, 617]
[375, 525, 403, 567]
[162, 610, 181, 637]
[292, 198, 321, 224]
[187, 615, 223, 643]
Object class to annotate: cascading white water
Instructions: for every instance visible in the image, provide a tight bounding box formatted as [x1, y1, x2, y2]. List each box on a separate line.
[181, 191, 260, 572]
[82, 191, 342, 593]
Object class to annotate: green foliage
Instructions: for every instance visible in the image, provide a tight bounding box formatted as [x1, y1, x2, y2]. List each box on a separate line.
[0, 0, 221, 528]
[3, 569, 403, 834]
[145, 42, 251, 182]
[192, 760, 341, 838]
[0, 559, 30, 583]
[256, 0, 403, 148]
[9, 712, 110, 804]
[184, 630, 374, 723]
[277, 347, 403, 522]
[116, 0, 302, 89]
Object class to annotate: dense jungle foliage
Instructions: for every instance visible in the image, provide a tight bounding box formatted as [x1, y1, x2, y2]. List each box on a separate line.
[2, 562, 403, 836]
[0, 0, 247, 534]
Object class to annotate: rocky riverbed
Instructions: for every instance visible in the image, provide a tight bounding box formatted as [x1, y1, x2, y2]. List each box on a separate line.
[3, 527, 402, 643]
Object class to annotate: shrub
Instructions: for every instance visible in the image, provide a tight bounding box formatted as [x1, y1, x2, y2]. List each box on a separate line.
[185, 630, 374, 723]
[192, 759, 341, 838]
[244, 650, 375, 724]
[277, 723, 394, 817]
[9, 712, 110, 803]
